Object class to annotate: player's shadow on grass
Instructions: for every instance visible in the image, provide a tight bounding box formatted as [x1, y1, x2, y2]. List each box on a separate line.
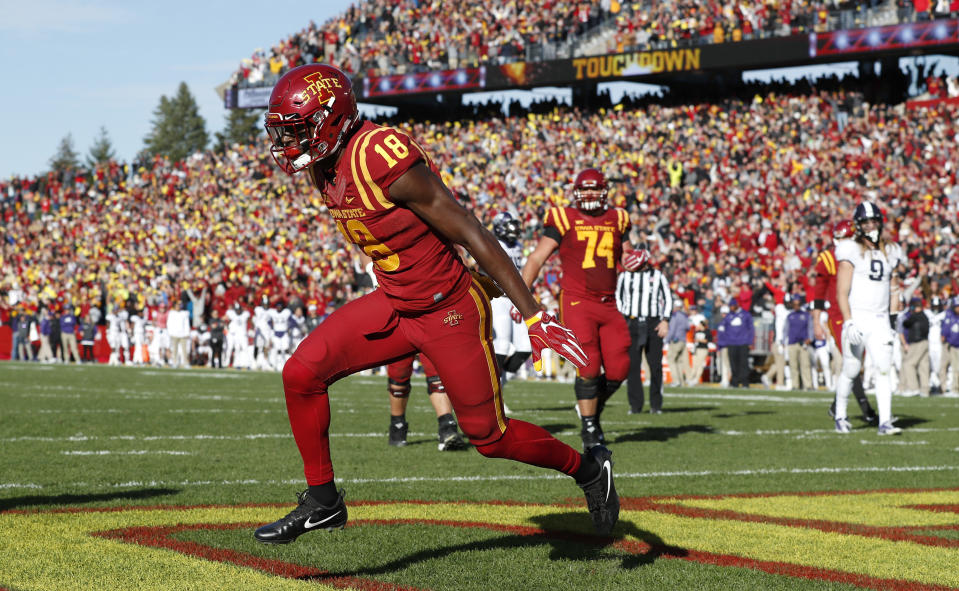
[883, 414, 928, 429]
[0, 487, 180, 512]
[303, 512, 686, 581]
[712, 410, 776, 419]
[613, 424, 715, 443]
[540, 423, 578, 435]
[658, 406, 719, 414]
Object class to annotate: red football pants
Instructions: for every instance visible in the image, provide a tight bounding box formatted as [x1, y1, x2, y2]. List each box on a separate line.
[558, 291, 630, 381]
[387, 352, 438, 381]
[283, 279, 582, 485]
[828, 312, 846, 353]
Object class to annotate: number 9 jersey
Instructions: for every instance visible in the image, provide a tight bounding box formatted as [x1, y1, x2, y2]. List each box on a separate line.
[542, 205, 631, 299]
[834, 238, 903, 316]
[317, 120, 471, 313]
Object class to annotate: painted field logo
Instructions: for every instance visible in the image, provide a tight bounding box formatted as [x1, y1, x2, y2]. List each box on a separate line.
[1, 489, 957, 590]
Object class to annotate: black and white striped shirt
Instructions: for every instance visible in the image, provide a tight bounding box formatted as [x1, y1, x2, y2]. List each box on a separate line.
[615, 268, 673, 321]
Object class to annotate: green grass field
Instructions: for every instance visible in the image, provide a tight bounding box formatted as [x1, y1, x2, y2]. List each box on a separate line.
[2, 362, 958, 591]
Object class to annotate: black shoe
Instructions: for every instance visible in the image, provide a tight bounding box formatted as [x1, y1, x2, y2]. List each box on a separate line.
[389, 420, 408, 447]
[254, 490, 347, 544]
[649, 408, 662, 415]
[438, 422, 468, 451]
[579, 445, 619, 535]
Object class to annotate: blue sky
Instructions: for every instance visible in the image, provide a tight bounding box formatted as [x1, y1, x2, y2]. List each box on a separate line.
[0, 0, 352, 179]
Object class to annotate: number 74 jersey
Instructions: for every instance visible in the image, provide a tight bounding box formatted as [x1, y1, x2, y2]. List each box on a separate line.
[544, 205, 631, 299]
[834, 238, 904, 315]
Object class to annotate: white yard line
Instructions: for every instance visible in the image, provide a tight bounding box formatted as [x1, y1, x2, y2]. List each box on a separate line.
[859, 440, 929, 446]
[4, 426, 959, 444]
[60, 450, 193, 456]
[2, 464, 957, 491]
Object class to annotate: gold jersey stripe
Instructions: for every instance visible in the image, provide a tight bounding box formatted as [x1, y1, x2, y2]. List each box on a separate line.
[357, 128, 395, 210]
[468, 279, 507, 433]
[557, 207, 571, 234]
[349, 129, 379, 210]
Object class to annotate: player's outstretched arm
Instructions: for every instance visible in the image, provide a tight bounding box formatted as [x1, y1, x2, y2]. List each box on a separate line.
[520, 238, 558, 289]
[388, 162, 540, 320]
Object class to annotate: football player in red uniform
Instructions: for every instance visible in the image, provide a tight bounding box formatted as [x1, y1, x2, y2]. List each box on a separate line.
[385, 353, 467, 451]
[521, 168, 633, 451]
[812, 220, 877, 423]
[254, 64, 617, 544]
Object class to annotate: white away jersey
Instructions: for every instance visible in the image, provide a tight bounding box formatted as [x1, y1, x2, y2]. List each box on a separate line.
[498, 239, 525, 272]
[835, 238, 903, 315]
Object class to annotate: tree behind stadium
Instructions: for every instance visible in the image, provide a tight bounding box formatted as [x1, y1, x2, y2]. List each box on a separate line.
[143, 82, 209, 162]
[49, 133, 80, 173]
[214, 108, 263, 153]
[86, 126, 116, 168]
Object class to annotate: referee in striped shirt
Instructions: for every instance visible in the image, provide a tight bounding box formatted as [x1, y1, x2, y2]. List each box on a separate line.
[615, 248, 673, 414]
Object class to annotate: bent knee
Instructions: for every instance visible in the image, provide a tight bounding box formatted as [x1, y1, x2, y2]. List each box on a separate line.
[282, 356, 326, 396]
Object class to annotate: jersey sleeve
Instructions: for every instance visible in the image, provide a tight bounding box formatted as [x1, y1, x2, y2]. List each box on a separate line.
[352, 126, 428, 199]
[542, 207, 568, 243]
[615, 207, 631, 238]
[834, 239, 859, 264]
[811, 251, 834, 308]
[886, 242, 904, 269]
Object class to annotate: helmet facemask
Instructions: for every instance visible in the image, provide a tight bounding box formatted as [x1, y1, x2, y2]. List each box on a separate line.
[266, 98, 338, 174]
[574, 187, 607, 212]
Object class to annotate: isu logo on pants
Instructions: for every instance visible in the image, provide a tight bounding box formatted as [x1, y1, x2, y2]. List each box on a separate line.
[443, 310, 463, 327]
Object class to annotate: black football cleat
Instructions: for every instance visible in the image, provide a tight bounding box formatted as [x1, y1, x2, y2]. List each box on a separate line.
[437, 420, 468, 451]
[579, 445, 619, 535]
[389, 419, 409, 447]
[254, 489, 347, 544]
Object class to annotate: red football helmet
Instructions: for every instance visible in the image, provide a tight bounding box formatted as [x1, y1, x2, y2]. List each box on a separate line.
[264, 64, 359, 175]
[572, 168, 608, 212]
[832, 219, 854, 242]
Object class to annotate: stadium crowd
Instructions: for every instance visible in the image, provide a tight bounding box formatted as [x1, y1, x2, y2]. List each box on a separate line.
[227, 1, 955, 85]
[2, 76, 958, 390]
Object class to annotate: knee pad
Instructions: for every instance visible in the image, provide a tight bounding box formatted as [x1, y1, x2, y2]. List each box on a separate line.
[574, 376, 601, 400]
[282, 356, 327, 396]
[840, 357, 862, 380]
[604, 379, 623, 396]
[426, 375, 445, 395]
[388, 377, 411, 398]
[504, 352, 531, 373]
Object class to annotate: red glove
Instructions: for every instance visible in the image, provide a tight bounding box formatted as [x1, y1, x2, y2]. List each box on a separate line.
[622, 248, 650, 272]
[525, 311, 588, 372]
[510, 306, 523, 323]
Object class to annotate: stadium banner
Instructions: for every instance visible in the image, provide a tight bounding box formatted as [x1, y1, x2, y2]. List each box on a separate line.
[359, 37, 808, 99]
[361, 67, 487, 99]
[236, 86, 273, 109]
[810, 18, 959, 58]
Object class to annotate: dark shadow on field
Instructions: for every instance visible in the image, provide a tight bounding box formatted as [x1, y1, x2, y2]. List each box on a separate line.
[525, 405, 579, 412]
[712, 410, 776, 419]
[539, 423, 578, 435]
[612, 424, 715, 444]
[299, 512, 687, 581]
[884, 415, 928, 429]
[0, 487, 180, 512]
[658, 406, 719, 414]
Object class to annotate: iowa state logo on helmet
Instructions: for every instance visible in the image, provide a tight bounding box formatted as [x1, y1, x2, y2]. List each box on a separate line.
[293, 71, 344, 107]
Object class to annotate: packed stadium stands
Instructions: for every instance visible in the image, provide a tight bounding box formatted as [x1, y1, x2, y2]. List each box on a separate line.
[227, 1, 958, 87]
[2, 2, 958, 377]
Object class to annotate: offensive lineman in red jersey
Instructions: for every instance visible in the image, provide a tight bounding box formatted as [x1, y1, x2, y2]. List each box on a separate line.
[521, 169, 634, 451]
[254, 64, 618, 544]
[812, 220, 877, 423]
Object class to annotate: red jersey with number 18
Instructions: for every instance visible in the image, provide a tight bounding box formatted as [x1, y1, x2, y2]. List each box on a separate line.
[543, 205, 630, 299]
[315, 120, 470, 313]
